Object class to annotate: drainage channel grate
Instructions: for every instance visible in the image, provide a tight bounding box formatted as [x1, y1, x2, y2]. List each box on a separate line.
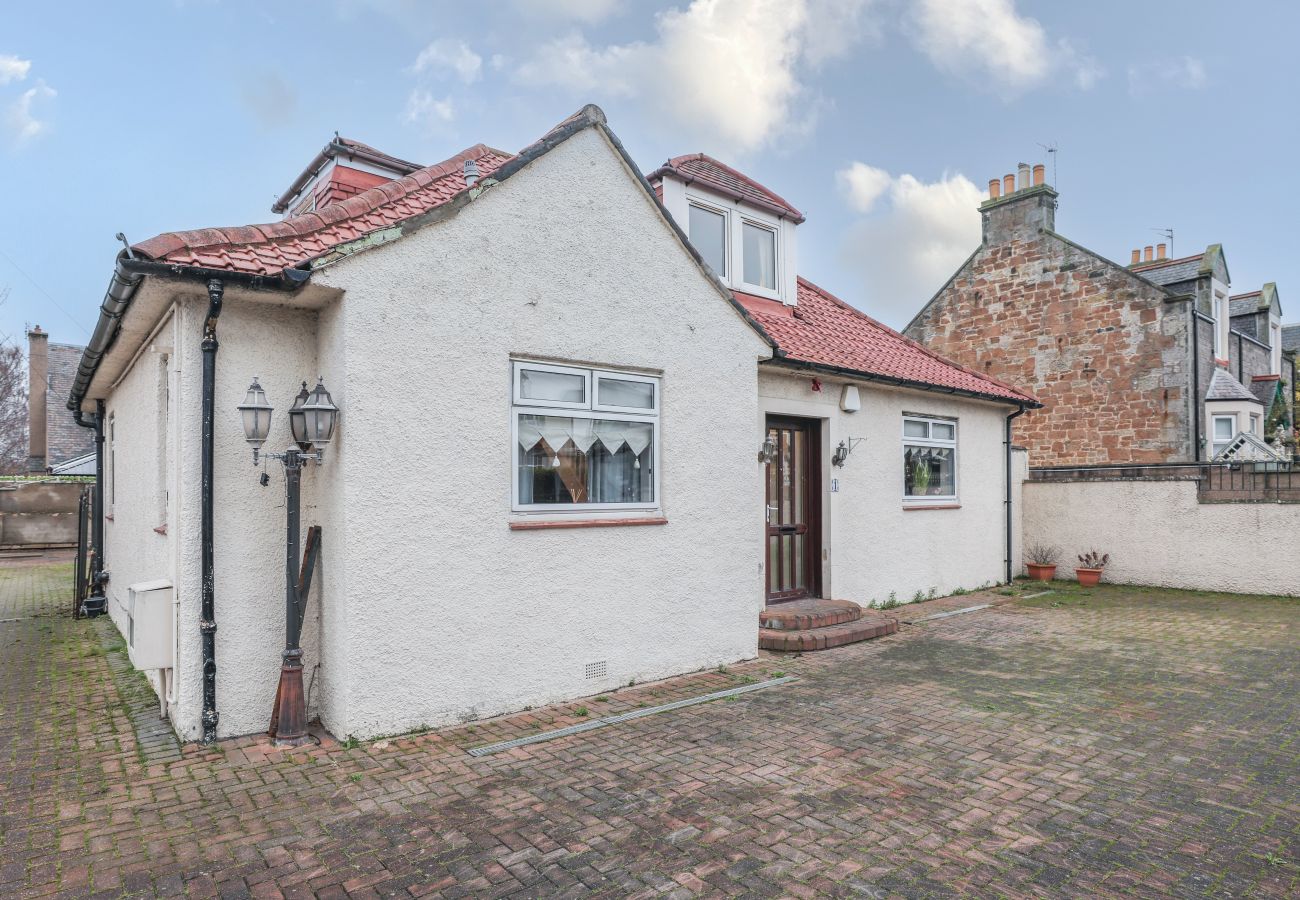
[467, 675, 797, 757]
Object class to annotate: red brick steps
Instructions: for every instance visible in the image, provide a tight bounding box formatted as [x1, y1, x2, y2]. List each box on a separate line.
[759, 598, 898, 652]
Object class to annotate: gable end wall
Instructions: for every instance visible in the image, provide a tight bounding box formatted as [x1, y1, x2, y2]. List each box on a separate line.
[906, 232, 1192, 466]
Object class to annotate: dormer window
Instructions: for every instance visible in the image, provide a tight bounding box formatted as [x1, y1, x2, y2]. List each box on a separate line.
[689, 202, 728, 277]
[682, 193, 784, 300]
[742, 221, 777, 290]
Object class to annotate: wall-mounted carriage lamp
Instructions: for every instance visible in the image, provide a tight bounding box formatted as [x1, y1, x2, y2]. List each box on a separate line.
[237, 375, 338, 747]
[757, 436, 777, 464]
[831, 437, 864, 468]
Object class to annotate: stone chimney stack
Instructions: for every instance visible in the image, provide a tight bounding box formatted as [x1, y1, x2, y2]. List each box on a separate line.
[26, 326, 48, 472]
[980, 162, 1057, 244]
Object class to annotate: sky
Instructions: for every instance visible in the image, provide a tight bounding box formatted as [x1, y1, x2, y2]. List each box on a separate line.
[2, 0, 1299, 350]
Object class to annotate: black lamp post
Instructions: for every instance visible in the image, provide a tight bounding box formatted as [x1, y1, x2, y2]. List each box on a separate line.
[238, 375, 338, 746]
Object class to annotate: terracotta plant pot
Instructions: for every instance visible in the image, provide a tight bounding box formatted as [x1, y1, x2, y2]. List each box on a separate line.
[1026, 563, 1057, 582]
[1075, 567, 1103, 587]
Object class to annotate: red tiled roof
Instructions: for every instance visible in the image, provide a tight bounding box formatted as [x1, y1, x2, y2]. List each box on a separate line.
[134, 144, 514, 275]
[739, 278, 1038, 406]
[649, 153, 805, 223]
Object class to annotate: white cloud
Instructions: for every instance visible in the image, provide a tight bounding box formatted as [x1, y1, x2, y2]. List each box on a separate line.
[514, 0, 879, 154]
[837, 162, 892, 213]
[514, 0, 623, 23]
[412, 39, 483, 84]
[0, 55, 31, 85]
[1128, 56, 1207, 94]
[909, 0, 1100, 93]
[837, 165, 982, 326]
[6, 80, 56, 145]
[910, 0, 1048, 89]
[404, 89, 454, 127]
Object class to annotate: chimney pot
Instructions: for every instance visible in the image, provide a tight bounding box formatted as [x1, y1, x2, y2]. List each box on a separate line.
[1144, 245, 1154, 262]
[988, 178, 1001, 199]
[1032, 164, 1045, 186]
[1156, 243, 1167, 260]
[1017, 163, 1030, 190]
[1131, 249, 1141, 265]
[1003, 174, 1015, 195]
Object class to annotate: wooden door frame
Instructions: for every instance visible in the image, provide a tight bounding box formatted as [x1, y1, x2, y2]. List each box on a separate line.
[764, 415, 823, 604]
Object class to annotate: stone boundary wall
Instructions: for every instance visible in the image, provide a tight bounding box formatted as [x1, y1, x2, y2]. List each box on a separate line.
[1022, 471, 1300, 595]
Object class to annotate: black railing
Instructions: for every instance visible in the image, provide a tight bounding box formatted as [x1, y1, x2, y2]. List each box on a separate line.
[1029, 460, 1300, 504]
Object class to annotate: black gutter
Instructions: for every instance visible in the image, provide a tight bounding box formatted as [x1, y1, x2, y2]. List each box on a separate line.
[200, 279, 223, 744]
[66, 254, 304, 416]
[1190, 304, 1201, 461]
[762, 357, 1042, 410]
[71, 404, 107, 617]
[1005, 406, 1027, 584]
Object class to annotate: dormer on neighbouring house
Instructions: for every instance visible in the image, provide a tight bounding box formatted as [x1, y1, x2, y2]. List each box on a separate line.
[272, 136, 424, 217]
[1230, 283, 1284, 375]
[1130, 243, 1231, 363]
[649, 154, 803, 305]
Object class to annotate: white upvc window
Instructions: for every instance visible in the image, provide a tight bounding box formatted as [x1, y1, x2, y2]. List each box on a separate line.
[1249, 413, 1262, 435]
[681, 187, 785, 301]
[1211, 414, 1236, 457]
[902, 415, 957, 504]
[741, 219, 777, 291]
[512, 361, 660, 513]
[688, 201, 728, 278]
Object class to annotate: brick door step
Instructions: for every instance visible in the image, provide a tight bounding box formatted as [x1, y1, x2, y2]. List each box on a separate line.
[760, 598, 862, 631]
[760, 614, 898, 652]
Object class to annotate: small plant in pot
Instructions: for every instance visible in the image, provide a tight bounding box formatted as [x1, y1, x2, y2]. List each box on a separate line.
[1075, 550, 1109, 587]
[1024, 543, 1061, 581]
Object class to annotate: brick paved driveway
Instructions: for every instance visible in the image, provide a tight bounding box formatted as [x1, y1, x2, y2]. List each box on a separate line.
[1, 560, 1296, 898]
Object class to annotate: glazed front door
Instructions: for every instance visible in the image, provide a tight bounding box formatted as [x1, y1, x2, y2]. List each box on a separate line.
[764, 417, 820, 602]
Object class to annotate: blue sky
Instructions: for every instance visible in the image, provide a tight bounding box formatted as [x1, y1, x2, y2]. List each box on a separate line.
[2, 0, 1298, 349]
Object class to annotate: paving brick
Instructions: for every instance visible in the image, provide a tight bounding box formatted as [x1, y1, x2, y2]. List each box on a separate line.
[1, 560, 1297, 897]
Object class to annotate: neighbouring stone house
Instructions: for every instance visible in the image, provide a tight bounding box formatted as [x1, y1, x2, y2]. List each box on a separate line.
[71, 106, 1035, 743]
[25, 326, 94, 472]
[904, 164, 1294, 466]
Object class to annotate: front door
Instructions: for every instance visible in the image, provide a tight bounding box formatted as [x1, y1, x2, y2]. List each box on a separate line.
[764, 417, 820, 603]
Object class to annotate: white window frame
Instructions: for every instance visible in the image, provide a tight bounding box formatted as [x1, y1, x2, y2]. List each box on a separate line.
[1249, 413, 1262, 435]
[901, 415, 958, 505]
[739, 217, 779, 295]
[687, 199, 730, 279]
[511, 361, 661, 514]
[594, 370, 659, 414]
[512, 361, 591, 411]
[1211, 414, 1236, 457]
[683, 187, 784, 303]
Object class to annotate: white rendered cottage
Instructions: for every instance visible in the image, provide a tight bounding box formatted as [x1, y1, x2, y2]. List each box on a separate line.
[71, 106, 1036, 743]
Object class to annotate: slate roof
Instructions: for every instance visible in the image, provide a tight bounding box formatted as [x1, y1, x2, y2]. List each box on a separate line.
[1229, 292, 1263, 319]
[134, 144, 514, 275]
[1130, 253, 1204, 286]
[1249, 375, 1280, 409]
[738, 279, 1038, 406]
[1283, 323, 1300, 353]
[45, 343, 94, 465]
[648, 154, 805, 223]
[1205, 367, 1261, 403]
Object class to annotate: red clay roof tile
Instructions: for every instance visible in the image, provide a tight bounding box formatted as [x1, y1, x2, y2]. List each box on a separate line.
[649, 153, 805, 223]
[740, 279, 1037, 405]
[133, 144, 512, 275]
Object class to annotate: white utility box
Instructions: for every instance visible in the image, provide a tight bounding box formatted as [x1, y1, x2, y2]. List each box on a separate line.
[128, 580, 174, 669]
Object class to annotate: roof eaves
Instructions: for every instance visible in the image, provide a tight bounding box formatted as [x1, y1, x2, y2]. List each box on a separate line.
[762, 356, 1040, 408]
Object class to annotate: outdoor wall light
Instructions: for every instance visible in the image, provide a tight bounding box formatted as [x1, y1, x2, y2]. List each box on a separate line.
[758, 436, 777, 464]
[237, 377, 274, 463]
[236, 375, 339, 747]
[831, 437, 863, 468]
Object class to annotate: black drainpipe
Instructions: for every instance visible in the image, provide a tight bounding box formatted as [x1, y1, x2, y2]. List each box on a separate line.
[72, 404, 108, 616]
[200, 279, 223, 744]
[1004, 405, 1027, 584]
[1190, 304, 1201, 461]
